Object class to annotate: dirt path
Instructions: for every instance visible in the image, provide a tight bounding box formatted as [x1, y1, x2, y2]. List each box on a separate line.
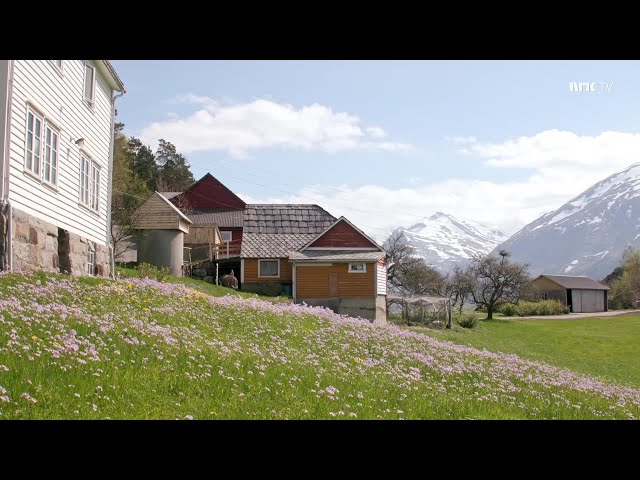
[500, 310, 640, 320]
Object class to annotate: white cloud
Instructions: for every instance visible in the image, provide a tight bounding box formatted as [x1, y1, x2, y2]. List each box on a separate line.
[366, 126, 386, 138]
[238, 129, 640, 242]
[138, 96, 411, 157]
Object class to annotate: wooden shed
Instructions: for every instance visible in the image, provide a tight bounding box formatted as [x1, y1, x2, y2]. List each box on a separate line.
[133, 192, 192, 276]
[532, 274, 609, 313]
[134, 192, 191, 234]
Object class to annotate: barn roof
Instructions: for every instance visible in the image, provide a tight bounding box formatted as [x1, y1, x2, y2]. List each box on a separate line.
[288, 250, 386, 262]
[185, 210, 244, 227]
[243, 204, 336, 234]
[241, 233, 317, 258]
[537, 274, 610, 290]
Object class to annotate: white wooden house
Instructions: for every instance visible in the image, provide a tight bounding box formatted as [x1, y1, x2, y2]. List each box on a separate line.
[0, 60, 125, 276]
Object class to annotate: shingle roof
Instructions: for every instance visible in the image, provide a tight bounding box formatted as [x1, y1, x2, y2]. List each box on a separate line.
[159, 191, 182, 200]
[243, 204, 336, 234]
[288, 250, 386, 262]
[185, 210, 244, 227]
[241, 233, 317, 258]
[539, 275, 610, 290]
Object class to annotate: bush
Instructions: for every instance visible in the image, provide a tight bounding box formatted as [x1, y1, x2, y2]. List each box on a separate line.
[510, 299, 569, 316]
[135, 263, 170, 282]
[499, 303, 519, 316]
[456, 314, 479, 329]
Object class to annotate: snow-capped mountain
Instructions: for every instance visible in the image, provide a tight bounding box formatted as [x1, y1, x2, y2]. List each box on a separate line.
[493, 163, 640, 280]
[388, 212, 508, 271]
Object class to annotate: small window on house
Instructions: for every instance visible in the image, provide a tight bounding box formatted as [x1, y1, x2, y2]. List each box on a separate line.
[51, 60, 63, 74]
[43, 124, 59, 186]
[221, 231, 233, 242]
[25, 108, 43, 176]
[79, 153, 100, 212]
[258, 259, 280, 278]
[348, 263, 367, 273]
[90, 163, 100, 210]
[84, 63, 95, 106]
[87, 241, 96, 275]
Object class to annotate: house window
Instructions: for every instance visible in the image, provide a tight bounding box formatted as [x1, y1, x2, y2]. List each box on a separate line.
[258, 259, 280, 278]
[25, 107, 59, 187]
[80, 154, 100, 212]
[50, 60, 63, 74]
[25, 108, 43, 176]
[43, 125, 59, 186]
[348, 263, 367, 273]
[221, 231, 233, 242]
[87, 241, 96, 275]
[90, 162, 100, 210]
[84, 63, 95, 106]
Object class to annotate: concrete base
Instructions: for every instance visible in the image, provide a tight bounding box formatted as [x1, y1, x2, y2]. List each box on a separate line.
[297, 296, 387, 323]
[11, 208, 109, 276]
[243, 282, 291, 297]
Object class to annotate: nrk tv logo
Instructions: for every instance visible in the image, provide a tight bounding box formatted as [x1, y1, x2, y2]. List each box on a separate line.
[569, 81, 613, 93]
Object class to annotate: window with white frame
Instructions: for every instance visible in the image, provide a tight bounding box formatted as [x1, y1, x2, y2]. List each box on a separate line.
[348, 263, 367, 273]
[258, 259, 280, 278]
[90, 162, 100, 210]
[43, 124, 59, 186]
[84, 63, 95, 106]
[25, 107, 59, 187]
[80, 153, 100, 212]
[87, 241, 96, 275]
[25, 108, 42, 176]
[51, 60, 63, 74]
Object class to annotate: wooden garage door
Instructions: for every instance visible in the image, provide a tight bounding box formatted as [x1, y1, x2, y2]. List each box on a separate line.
[572, 289, 603, 313]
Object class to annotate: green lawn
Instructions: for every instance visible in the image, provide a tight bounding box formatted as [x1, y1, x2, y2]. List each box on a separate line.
[1, 272, 640, 419]
[417, 316, 640, 389]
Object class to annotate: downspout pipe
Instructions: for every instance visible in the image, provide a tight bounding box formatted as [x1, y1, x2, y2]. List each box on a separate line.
[1, 61, 14, 272]
[106, 88, 125, 279]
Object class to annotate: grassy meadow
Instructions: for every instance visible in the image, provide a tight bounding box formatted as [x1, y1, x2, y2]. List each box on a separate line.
[1, 271, 639, 419]
[418, 315, 640, 389]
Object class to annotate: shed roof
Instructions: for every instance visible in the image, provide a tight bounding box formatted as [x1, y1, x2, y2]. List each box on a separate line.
[241, 233, 317, 258]
[288, 250, 386, 262]
[243, 204, 336, 234]
[537, 274, 610, 290]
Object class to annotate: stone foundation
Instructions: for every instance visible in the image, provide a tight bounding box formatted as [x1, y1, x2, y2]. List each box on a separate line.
[11, 208, 110, 277]
[296, 296, 387, 323]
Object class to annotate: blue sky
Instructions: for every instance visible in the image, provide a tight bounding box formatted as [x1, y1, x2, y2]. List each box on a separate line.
[111, 60, 640, 240]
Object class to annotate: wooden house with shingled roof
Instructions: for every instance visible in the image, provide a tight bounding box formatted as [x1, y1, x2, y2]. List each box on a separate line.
[144, 172, 388, 322]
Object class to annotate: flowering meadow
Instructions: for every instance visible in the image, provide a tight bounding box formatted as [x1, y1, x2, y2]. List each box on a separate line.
[1, 272, 639, 419]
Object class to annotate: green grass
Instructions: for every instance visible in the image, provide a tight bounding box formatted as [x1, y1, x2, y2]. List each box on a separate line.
[1, 272, 639, 419]
[416, 316, 640, 389]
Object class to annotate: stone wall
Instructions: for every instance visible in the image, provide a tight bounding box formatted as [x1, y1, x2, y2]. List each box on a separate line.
[11, 208, 110, 277]
[295, 296, 385, 322]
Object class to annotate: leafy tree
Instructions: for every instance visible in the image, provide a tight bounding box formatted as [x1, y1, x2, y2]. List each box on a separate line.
[155, 139, 194, 192]
[129, 137, 157, 192]
[446, 265, 476, 313]
[609, 248, 640, 309]
[467, 250, 531, 319]
[111, 127, 151, 260]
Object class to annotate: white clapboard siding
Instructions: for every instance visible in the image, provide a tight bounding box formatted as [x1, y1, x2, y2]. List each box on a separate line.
[9, 60, 113, 246]
[376, 262, 387, 295]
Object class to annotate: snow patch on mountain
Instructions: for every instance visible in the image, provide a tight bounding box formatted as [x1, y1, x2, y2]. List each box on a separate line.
[388, 212, 507, 272]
